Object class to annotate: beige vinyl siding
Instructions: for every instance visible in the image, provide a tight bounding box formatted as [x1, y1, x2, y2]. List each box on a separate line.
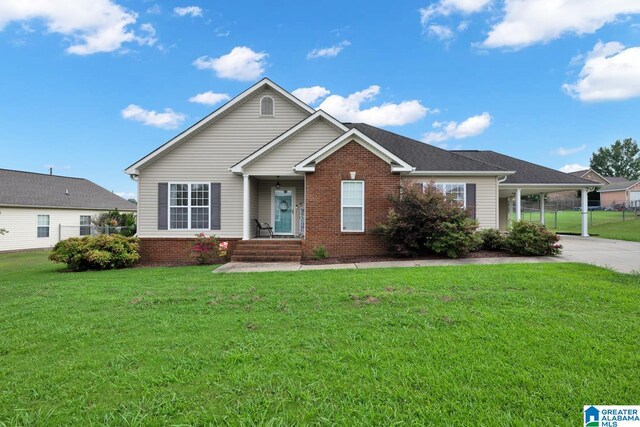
[405, 176, 500, 229]
[137, 87, 310, 238]
[245, 119, 342, 176]
[256, 180, 304, 235]
[0, 207, 133, 252]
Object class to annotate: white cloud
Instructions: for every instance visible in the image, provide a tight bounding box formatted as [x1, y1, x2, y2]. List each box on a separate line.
[146, 4, 161, 15]
[553, 144, 587, 156]
[560, 163, 589, 173]
[482, 1, 640, 49]
[562, 41, 640, 102]
[0, 0, 154, 55]
[116, 191, 136, 200]
[317, 85, 430, 127]
[422, 112, 492, 143]
[121, 104, 186, 129]
[188, 91, 230, 106]
[307, 41, 351, 59]
[136, 23, 157, 47]
[292, 86, 331, 104]
[174, 6, 203, 17]
[428, 24, 454, 41]
[420, 0, 492, 26]
[193, 46, 268, 81]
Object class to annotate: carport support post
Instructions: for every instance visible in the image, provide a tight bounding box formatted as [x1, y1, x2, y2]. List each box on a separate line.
[515, 188, 522, 221]
[539, 193, 545, 225]
[581, 188, 589, 237]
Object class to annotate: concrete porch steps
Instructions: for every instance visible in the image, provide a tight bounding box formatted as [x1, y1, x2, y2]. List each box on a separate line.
[230, 239, 302, 263]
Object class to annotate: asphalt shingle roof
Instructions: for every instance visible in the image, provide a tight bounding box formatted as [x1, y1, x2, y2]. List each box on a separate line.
[343, 123, 508, 172]
[0, 169, 137, 210]
[599, 180, 640, 192]
[451, 151, 599, 185]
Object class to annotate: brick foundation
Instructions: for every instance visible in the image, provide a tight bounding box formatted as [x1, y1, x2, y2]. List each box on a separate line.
[303, 140, 400, 258]
[138, 237, 240, 265]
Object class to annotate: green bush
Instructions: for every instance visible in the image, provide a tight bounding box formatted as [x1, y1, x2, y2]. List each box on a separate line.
[49, 235, 140, 271]
[504, 221, 562, 256]
[92, 209, 137, 237]
[312, 245, 329, 260]
[476, 228, 505, 251]
[377, 182, 480, 258]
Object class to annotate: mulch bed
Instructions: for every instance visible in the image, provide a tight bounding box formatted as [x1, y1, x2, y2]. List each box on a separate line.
[302, 250, 519, 265]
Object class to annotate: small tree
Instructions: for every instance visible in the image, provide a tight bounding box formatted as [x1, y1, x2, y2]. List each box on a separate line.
[377, 182, 481, 258]
[92, 209, 137, 236]
[590, 138, 640, 180]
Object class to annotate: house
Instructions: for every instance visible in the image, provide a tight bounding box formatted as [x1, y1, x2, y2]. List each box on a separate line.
[599, 178, 640, 208]
[0, 169, 137, 252]
[125, 78, 600, 262]
[547, 169, 610, 208]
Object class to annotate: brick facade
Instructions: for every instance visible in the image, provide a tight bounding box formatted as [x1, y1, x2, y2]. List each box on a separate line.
[303, 140, 400, 258]
[139, 237, 239, 265]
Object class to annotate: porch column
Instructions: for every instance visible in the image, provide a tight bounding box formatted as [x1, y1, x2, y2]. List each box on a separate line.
[581, 188, 589, 237]
[242, 174, 250, 240]
[515, 188, 522, 221]
[539, 193, 545, 225]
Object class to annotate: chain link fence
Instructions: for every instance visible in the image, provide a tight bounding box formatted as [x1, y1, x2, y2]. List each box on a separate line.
[517, 206, 639, 233]
[58, 225, 136, 241]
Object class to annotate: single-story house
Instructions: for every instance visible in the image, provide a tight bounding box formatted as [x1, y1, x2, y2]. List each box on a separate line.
[124, 78, 601, 262]
[0, 169, 137, 252]
[599, 179, 640, 208]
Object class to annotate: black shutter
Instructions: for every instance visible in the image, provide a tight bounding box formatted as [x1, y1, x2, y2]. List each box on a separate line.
[158, 183, 168, 230]
[210, 183, 221, 230]
[466, 183, 476, 220]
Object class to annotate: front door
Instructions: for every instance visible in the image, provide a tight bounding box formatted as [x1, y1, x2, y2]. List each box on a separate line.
[274, 189, 293, 235]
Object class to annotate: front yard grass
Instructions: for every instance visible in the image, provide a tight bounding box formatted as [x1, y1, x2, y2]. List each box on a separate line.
[1, 251, 639, 425]
[523, 210, 640, 241]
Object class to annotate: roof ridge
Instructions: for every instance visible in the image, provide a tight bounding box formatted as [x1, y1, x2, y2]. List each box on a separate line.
[0, 168, 86, 180]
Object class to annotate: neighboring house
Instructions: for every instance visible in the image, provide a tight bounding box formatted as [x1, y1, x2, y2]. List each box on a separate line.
[125, 78, 600, 262]
[599, 179, 640, 208]
[0, 169, 136, 252]
[547, 169, 610, 208]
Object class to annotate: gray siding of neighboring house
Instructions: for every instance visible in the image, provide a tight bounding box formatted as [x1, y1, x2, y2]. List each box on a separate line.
[137, 87, 310, 238]
[244, 118, 343, 176]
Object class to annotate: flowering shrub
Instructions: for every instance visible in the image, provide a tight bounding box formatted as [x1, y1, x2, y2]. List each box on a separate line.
[192, 233, 228, 265]
[504, 221, 562, 256]
[49, 235, 140, 271]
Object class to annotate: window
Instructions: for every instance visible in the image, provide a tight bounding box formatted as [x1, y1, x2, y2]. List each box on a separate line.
[169, 183, 210, 229]
[37, 215, 50, 238]
[341, 181, 364, 232]
[429, 183, 466, 207]
[260, 96, 274, 116]
[80, 215, 91, 236]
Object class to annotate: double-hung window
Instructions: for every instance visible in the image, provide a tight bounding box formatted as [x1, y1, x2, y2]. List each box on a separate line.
[341, 181, 364, 232]
[169, 183, 210, 230]
[37, 215, 50, 238]
[432, 183, 466, 207]
[80, 215, 92, 236]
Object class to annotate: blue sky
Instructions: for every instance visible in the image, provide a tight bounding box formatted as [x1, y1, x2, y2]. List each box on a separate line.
[1, 0, 639, 199]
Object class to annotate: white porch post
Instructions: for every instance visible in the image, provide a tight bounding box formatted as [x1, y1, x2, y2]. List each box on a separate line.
[515, 188, 522, 221]
[539, 193, 545, 225]
[242, 174, 251, 240]
[581, 188, 589, 237]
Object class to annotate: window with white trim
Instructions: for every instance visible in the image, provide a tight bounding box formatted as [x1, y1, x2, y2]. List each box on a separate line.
[341, 181, 364, 232]
[169, 183, 210, 229]
[260, 96, 274, 116]
[80, 215, 91, 236]
[37, 214, 50, 238]
[428, 183, 466, 207]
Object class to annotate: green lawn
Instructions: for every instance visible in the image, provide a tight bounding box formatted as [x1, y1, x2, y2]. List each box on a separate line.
[521, 210, 640, 241]
[1, 252, 639, 425]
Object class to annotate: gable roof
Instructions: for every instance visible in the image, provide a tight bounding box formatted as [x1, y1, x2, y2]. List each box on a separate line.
[344, 123, 510, 174]
[125, 78, 315, 175]
[0, 169, 137, 210]
[605, 176, 630, 184]
[230, 110, 348, 174]
[567, 168, 610, 184]
[598, 179, 640, 192]
[452, 151, 601, 186]
[294, 128, 414, 173]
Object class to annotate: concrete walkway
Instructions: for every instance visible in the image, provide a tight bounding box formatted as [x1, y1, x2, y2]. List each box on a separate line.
[555, 235, 640, 274]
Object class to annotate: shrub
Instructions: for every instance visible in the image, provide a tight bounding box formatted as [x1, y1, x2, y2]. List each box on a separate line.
[49, 235, 140, 271]
[192, 233, 228, 265]
[504, 221, 562, 256]
[476, 228, 505, 251]
[312, 245, 329, 260]
[377, 182, 481, 258]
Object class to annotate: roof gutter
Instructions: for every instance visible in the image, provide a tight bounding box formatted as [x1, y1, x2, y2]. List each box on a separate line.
[407, 170, 515, 176]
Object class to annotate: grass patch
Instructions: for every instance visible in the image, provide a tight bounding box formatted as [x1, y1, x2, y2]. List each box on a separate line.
[521, 210, 640, 241]
[0, 251, 639, 424]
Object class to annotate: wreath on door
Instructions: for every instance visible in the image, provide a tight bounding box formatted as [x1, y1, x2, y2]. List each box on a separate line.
[279, 200, 289, 211]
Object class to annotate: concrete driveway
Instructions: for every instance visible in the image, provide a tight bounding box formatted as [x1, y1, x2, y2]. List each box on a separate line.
[558, 235, 640, 274]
